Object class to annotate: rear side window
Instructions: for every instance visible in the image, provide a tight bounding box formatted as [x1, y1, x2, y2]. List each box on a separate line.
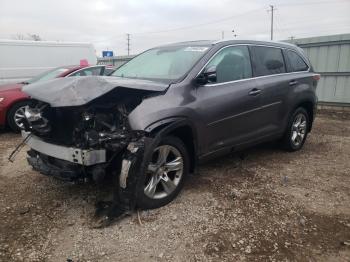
[205, 45, 252, 83]
[251, 46, 286, 76]
[285, 50, 309, 72]
[70, 67, 102, 76]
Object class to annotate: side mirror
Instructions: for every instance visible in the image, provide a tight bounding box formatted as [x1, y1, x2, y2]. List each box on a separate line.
[196, 66, 217, 85]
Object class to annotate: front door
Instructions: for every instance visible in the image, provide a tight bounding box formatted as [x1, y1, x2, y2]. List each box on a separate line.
[194, 45, 264, 153]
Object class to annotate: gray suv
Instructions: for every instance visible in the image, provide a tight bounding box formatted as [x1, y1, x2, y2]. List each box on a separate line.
[21, 40, 319, 217]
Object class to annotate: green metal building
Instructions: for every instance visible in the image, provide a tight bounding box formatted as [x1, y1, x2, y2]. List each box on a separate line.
[288, 34, 350, 106]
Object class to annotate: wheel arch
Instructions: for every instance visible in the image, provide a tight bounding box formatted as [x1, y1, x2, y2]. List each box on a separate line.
[293, 99, 315, 132]
[147, 118, 198, 174]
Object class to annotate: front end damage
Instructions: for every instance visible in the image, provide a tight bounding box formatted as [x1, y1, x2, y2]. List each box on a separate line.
[18, 77, 169, 224]
[24, 131, 152, 225]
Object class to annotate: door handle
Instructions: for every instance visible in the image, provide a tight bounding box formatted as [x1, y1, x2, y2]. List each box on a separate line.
[248, 88, 261, 96]
[289, 80, 299, 86]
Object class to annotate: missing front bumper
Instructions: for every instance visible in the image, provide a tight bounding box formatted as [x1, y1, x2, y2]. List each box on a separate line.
[27, 150, 83, 181]
[22, 131, 158, 224]
[22, 131, 106, 166]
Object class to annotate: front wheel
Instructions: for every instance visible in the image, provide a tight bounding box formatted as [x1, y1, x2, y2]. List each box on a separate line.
[136, 136, 189, 209]
[7, 100, 31, 132]
[281, 107, 310, 151]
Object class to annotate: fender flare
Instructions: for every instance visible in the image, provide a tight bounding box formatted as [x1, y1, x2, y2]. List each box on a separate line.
[145, 117, 197, 147]
[144, 116, 188, 133]
[145, 117, 199, 173]
[290, 98, 316, 131]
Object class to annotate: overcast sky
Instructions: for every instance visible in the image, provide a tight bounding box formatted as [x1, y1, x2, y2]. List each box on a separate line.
[1, 0, 350, 56]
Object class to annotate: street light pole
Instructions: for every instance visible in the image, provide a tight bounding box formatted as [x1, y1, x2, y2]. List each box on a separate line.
[270, 5, 274, 40]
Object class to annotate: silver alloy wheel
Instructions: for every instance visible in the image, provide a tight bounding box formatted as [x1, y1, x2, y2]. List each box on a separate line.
[144, 145, 184, 199]
[13, 106, 26, 129]
[291, 113, 307, 147]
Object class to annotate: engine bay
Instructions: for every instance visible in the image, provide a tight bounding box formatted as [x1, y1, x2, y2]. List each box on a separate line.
[22, 87, 154, 152]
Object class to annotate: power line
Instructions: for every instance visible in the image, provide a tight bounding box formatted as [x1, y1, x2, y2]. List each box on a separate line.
[274, 13, 294, 40]
[90, 0, 349, 44]
[134, 7, 264, 36]
[91, 7, 265, 43]
[278, 0, 349, 7]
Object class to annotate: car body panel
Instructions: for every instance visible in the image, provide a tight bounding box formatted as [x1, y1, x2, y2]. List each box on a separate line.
[23, 76, 169, 107]
[0, 83, 24, 92]
[193, 79, 263, 152]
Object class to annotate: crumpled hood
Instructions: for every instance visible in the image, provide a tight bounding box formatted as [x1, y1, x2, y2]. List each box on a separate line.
[22, 76, 169, 107]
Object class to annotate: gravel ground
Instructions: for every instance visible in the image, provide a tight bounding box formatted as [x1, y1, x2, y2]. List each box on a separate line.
[0, 112, 349, 262]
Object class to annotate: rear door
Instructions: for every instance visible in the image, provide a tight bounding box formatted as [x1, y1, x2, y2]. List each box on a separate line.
[283, 48, 313, 116]
[195, 45, 265, 153]
[249, 45, 290, 135]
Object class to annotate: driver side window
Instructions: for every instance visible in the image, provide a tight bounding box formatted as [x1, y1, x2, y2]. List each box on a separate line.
[205, 46, 252, 84]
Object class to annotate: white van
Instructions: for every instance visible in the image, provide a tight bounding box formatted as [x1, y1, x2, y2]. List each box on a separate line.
[0, 40, 97, 84]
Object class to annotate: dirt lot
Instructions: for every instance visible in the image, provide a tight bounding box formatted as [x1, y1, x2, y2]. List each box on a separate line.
[0, 112, 349, 262]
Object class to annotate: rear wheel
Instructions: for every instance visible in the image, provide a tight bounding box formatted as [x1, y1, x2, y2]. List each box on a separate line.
[282, 107, 309, 151]
[7, 101, 31, 132]
[136, 136, 189, 209]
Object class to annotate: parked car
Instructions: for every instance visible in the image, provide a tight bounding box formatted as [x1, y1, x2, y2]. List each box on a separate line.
[20, 40, 320, 216]
[0, 64, 115, 131]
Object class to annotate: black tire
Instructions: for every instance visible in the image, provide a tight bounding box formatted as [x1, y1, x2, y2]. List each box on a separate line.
[7, 100, 31, 132]
[282, 107, 310, 152]
[136, 136, 190, 209]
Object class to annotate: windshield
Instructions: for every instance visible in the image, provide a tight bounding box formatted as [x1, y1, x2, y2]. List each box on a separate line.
[26, 67, 71, 84]
[112, 45, 210, 82]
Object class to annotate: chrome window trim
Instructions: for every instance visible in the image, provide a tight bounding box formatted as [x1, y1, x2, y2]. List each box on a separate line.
[204, 71, 311, 87]
[196, 43, 310, 87]
[66, 65, 104, 77]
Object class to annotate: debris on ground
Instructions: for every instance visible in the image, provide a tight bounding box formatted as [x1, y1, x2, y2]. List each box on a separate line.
[0, 113, 349, 261]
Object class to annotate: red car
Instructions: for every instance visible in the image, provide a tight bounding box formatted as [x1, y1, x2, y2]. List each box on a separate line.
[0, 64, 115, 132]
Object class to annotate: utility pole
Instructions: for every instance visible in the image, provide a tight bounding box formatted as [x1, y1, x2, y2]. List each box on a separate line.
[126, 33, 131, 55]
[269, 5, 274, 41]
[221, 31, 224, 40]
[289, 36, 295, 41]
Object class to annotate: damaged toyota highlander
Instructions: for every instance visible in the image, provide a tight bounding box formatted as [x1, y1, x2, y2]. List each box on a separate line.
[18, 40, 319, 219]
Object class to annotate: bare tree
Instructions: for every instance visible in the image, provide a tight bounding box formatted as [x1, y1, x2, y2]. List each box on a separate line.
[12, 34, 25, 40]
[11, 33, 42, 41]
